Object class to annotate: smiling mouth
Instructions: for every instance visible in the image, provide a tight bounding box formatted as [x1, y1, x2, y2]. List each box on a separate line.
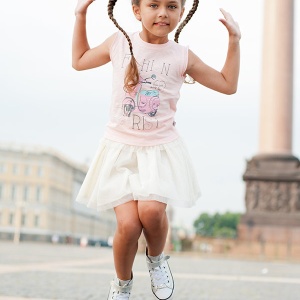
[154, 22, 169, 26]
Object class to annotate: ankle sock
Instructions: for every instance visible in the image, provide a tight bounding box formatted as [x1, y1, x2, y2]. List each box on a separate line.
[148, 253, 163, 262]
[115, 277, 131, 287]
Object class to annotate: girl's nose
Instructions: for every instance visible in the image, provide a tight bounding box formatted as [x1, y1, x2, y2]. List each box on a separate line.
[158, 7, 168, 18]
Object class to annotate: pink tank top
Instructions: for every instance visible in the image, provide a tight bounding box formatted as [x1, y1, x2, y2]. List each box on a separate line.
[104, 31, 188, 146]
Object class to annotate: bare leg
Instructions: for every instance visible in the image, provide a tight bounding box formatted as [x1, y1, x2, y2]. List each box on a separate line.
[113, 201, 143, 280]
[138, 201, 168, 256]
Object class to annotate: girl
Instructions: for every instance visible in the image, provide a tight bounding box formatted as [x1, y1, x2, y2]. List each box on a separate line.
[72, 0, 241, 299]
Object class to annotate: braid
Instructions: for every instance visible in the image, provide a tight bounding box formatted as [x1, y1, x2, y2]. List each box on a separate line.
[108, 0, 139, 92]
[174, 0, 199, 84]
[174, 0, 199, 43]
[108, 0, 133, 56]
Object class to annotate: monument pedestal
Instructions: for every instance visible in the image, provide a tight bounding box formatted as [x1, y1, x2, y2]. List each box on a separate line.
[239, 155, 300, 244]
[239, 0, 298, 248]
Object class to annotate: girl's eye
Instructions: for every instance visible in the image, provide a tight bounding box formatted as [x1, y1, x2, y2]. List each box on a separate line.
[150, 4, 158, 8]
[168, 5, 177, 9]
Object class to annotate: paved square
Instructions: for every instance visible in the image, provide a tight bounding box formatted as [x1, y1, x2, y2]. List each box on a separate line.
[0, 242, 299, 299]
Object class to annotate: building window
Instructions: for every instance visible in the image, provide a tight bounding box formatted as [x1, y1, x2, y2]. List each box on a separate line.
[13, 164, 18, 175]
[23, 186, 29, 201]
[21, 214, 26, 226]
[0, 212, 2, 225]
[24, 166, 30, 176]
[9, 213, 14, 225]
[11, 185, 16, 201]
[34, 215, 39, 227]
[0, 183, 3, 200]
[36, 186, 42, 202]
[0, 163, 5, 174]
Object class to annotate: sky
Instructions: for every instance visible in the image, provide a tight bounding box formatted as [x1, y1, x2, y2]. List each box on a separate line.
[1, 0, 299, 229]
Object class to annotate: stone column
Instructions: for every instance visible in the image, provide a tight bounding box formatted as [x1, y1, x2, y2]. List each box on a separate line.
[239, 0, 300, 247]
[259, 0, 294, 155]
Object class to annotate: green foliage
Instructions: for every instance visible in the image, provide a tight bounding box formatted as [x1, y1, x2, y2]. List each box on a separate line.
[193, 212, 241, 239]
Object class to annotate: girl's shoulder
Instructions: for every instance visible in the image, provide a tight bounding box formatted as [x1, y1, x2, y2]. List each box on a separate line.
[109, 31, 136, 52]
[169, 39, 189, 51]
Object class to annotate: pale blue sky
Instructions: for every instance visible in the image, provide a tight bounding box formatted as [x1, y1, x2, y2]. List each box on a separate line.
[1, 0, 299, 229]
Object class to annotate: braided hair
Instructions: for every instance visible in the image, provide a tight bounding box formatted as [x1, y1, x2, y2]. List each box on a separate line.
[174, 0, 199, 43]
[108, 0, 139, 92]
[175, 0, 199, 84]
[107, 0, 199, 90]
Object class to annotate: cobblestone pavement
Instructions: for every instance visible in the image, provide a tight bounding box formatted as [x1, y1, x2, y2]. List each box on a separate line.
[0, 242, 300, 300]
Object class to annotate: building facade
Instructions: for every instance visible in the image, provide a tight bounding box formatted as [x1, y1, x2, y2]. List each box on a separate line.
[0, 143, 116, 244]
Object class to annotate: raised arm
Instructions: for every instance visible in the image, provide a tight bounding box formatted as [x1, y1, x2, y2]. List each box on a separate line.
[186, 8, 241, 95]
[72, 0, 115, 71]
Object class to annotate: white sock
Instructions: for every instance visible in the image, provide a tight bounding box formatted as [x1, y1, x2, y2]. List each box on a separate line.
[148, 253, 164, 262]
[115, 277, 131, 287]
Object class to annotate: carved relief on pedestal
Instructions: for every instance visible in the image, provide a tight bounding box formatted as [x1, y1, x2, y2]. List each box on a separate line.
[257, 181, 273, 211]
[290, 182, 300, 212]
[277, 183, 290, 212]
[245, 181, 259, 211]
[245, 180, 300, 213]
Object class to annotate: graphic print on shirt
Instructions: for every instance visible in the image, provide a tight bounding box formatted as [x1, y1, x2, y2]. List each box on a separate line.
[122, 74, 165, 118]
[119, 53, 174, 131]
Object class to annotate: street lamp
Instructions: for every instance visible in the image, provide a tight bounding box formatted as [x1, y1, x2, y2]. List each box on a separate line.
[13, 199, 25, 244]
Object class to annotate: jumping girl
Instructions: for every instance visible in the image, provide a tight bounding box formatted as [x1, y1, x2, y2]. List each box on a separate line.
[72, 0, 241, 299]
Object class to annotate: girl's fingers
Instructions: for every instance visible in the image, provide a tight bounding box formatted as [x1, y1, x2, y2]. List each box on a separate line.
[219, 9, 241, 39]
[75, 0, 95, 15]
[220, 8, 234, 23]
[220, 8, 229, 19]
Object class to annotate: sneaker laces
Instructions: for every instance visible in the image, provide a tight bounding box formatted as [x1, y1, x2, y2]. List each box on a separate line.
[149, 261, 171, 291]
[110, 280, 132, 300]
[113, 291, 130, 300]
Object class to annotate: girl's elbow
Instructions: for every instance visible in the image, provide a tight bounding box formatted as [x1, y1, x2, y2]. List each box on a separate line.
[72, 62, 81, 71]
[72, 58, 86, 71]
[224, 84, 238, 95]
[226, 87, 237, 95]
[72, 60, 78, 70]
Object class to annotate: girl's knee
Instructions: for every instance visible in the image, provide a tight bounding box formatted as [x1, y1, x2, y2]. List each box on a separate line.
[116, 217, 142, 240]
[138, 201, 167, 227]
[114, 201, 142, 240]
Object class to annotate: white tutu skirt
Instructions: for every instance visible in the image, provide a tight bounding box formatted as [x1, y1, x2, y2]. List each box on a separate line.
[76, 138, 201, 211]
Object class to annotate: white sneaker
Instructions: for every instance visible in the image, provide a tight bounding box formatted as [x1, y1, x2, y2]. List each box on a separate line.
[146, 249, 174, 300]
[107, 277, 133, 300]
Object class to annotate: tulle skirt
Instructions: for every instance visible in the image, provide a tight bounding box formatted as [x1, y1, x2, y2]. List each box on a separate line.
[76, 138, 201, 211]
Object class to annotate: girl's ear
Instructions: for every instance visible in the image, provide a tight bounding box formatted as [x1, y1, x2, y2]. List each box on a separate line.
[132, 5, 142, 21]
[179, 7, 185, 21]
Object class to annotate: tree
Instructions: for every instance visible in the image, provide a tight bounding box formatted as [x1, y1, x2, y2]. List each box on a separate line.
[193, 213, 215, 237]
[193, 212, 241, 238]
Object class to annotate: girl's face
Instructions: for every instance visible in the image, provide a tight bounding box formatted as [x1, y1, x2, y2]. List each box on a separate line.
[132, 0, 185, 44]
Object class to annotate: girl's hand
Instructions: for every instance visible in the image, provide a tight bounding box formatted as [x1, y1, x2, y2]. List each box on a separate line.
[75, 0, 95, 16]
[219, 8, 241, 41]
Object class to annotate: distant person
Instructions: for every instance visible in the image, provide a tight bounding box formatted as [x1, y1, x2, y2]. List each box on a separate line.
[72, 0, 241, 299]
[51, 234, 59, 244]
